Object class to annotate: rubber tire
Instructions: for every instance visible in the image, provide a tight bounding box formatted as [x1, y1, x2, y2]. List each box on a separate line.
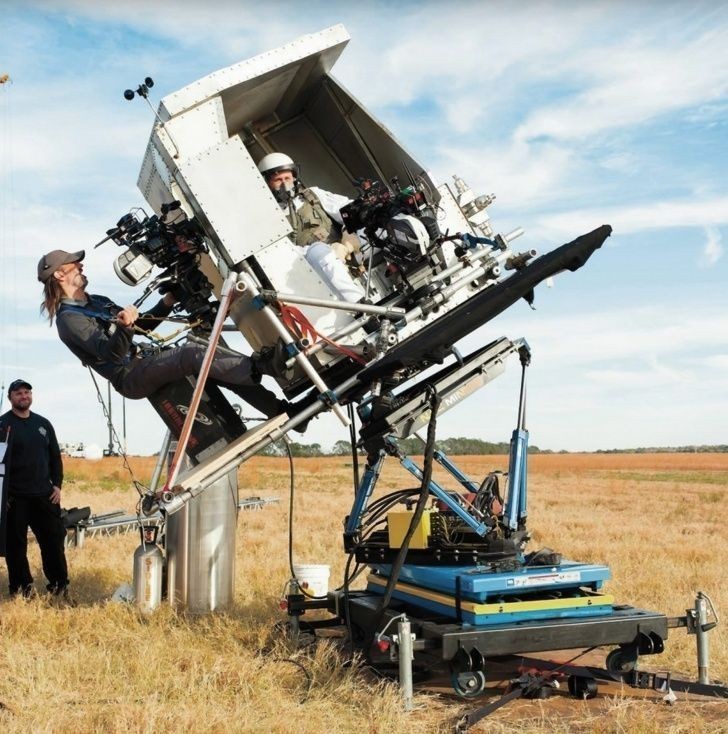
[606, 648, 636, 674]
[451, 670, 487, 698]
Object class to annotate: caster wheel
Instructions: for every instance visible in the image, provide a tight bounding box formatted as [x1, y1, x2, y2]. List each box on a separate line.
[451, 670, 487, 698]
[606, 647, 637, 674]
[568, 675, 598, 699]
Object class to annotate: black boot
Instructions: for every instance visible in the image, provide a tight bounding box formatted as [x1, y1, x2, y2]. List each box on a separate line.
[283, 391, 322, 433]
[251, 340, 294, 381]
[10, 584, 36, 599]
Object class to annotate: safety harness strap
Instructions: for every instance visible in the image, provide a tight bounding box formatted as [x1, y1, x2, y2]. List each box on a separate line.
[58, 295, 117, 322]
[278, 302, 367, 365]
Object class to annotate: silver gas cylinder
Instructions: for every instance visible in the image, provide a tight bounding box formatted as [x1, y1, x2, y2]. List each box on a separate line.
[132, 525, 164, 613]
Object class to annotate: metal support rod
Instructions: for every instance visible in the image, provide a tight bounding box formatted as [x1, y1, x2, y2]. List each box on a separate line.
[239, 267, 350, 426]
[344, 450, 386, 535]
[430, 238, 514, 284]
[288, 579, 301, 640]
[149, 430, 173, 494]
[504, 359, 529, 528]
[259, 289, 406, 320]
[298, 243, 514, 364]
[122, 396, 127, 454]
[347, 403, 360, 495]
[430, 248, 500, 286]
[397, 616, 414, 712]
[106, 381, 114, 456]
[404, 250, 512, 326]
[437, 257, 503, 301]
[284, 310, 370, 364]
[516, 360, 528, 430]
[696, 592, 711, 684]
[163, 271, 239, 492]
[433, 449, 480, 493]
[399, 454, 489, 535]
[161, 374, 362, 514]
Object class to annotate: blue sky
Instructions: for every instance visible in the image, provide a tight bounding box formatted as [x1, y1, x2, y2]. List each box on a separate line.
[1, 1, 727, 455]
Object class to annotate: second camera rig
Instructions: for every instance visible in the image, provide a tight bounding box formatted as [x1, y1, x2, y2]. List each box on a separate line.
[95, 202, 217, 328]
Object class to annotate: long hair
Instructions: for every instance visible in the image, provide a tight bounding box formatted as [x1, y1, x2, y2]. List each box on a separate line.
[40, 277, 64, 325]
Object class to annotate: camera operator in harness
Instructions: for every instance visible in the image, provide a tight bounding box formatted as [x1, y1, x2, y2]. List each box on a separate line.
[38, 249, 294, 420]
[258, 152, 365, 303]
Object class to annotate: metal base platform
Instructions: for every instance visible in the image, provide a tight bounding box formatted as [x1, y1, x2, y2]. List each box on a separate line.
[333, 591, 669, 662]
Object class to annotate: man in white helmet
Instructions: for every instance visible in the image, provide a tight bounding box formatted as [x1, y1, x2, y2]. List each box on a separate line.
[257, 152, 365, 303]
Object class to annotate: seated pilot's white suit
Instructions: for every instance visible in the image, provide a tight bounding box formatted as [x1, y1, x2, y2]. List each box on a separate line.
[258, 152, 364, 303]
[289, 186, 364, 303]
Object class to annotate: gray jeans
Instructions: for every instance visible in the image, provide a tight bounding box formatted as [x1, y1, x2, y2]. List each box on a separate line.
[118, 343, 286, 417]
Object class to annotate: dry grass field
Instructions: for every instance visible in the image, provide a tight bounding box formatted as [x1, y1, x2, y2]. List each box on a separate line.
[1, 452, 726, 733]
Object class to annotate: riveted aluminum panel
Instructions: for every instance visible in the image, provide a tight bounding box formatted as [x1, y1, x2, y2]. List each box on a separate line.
[137, 143, 174, 215]
[176, 137, 292, 266]
[159, 25, 350, 134]
[161, 96, 228, 160]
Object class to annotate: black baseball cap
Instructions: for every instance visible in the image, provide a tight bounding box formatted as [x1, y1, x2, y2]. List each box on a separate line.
[8, 379, 32, 396]
[37, 249, 85, 283]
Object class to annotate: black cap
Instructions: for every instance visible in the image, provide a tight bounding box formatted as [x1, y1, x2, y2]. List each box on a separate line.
[8, 379, 32, 396]
[37, 249, 85, 283]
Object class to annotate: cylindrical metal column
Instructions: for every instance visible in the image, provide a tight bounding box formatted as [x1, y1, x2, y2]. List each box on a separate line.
[696, 592, 710, 684]
[165, 443, 238, 613]
[397, 616, 414, 712]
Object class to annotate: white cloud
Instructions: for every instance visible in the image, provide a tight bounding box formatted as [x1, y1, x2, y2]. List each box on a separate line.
[696, 354, 728, 369]
[699, 227, 723, 267]
[338, 3, 607, 114]
[584, 363, 692, 389]
[536, 196, 728, 239]
[437, 138, 576, 207]
[459, 300, 728, 376]
[1, 84, 150, 176]
[515, 26, 728, 143]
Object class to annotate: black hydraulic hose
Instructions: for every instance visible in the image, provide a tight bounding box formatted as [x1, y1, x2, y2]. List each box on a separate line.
[369, 386, 441, 641]
[347, 403, 360, 495]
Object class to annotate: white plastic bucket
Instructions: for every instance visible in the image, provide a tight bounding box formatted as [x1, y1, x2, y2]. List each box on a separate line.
[293, 563, 330, 597]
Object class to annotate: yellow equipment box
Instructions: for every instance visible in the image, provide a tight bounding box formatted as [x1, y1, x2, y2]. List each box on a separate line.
[387, 510, 433, 549]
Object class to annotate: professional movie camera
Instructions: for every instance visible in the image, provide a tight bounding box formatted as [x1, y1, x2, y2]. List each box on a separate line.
[96, 202, 217, 327]
[341, 178, 441, 279]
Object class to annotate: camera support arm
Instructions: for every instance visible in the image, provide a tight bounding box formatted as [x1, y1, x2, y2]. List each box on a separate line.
[161, 270, 240, 494]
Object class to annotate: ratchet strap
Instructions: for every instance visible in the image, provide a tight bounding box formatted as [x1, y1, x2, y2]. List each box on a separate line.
[278, 301, 367, 365]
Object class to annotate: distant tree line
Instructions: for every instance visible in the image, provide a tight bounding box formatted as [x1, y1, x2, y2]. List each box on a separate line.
[595, 445, 728, 454]
[259, 436, 550, 458]
[255, 439, 728, 458]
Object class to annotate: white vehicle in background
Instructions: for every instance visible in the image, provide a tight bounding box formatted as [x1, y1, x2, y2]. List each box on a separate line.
[60, 442, 86, 458]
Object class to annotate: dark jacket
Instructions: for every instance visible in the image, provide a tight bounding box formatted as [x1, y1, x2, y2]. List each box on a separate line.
[0, 411, 62, 497]
[56, 294, 172, 391]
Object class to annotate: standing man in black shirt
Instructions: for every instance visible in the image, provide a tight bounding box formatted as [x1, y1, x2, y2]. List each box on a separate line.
[0, 379, 69, 598]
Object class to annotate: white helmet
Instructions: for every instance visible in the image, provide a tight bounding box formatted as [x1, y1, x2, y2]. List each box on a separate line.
[257, 152, 297, 178]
